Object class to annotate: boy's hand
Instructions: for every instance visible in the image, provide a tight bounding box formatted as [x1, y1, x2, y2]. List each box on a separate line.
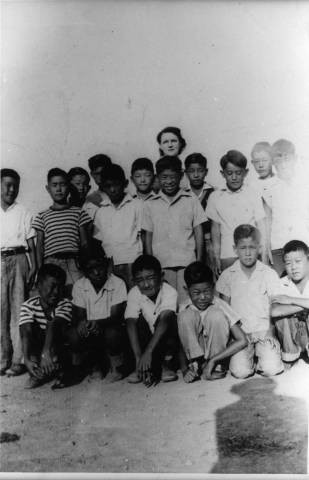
[213, 256, 221, 279]
[202, 359, 216, 380]
[25, 358, 43, 379]
[40, 350, 58, 376]
[138, 351, 152, 383]
[77, 320, 88, 338]
[271, 295, 293, 305]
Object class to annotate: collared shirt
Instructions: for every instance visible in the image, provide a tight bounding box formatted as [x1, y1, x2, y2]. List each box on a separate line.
[185, 180, 214, 203]
[83, 190, 108, 220]
[249, 175, 280, 206]
[72, 274, 127, 321]
[125, 281, 177, 333]
[93, 193, 142, 265]
[205, 186, 266, 259]
[132, 191, 156, 202]
[216, 260, 281, 333]
[1, 202, 35, 250]
[142, 189, 206, 268]
[19, 297, 72, 329]
[277, 276, 309, 298]
[266, 178, 309, 250]
[179, 295, 241, 327]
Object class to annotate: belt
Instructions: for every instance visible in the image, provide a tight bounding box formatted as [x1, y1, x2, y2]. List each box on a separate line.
[1, 247, 26, 257]
[47, 252, 79, 260]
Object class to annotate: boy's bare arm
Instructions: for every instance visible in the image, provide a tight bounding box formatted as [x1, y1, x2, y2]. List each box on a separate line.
[272, 294, 309, 310]
[211, 221, 221, 277]
[203, 322, 247, 379]
[20, 323, 42, 378]
[35, 230, 44, 270]
[256, 218, 268, 263]
[126, 317, 142, 364]
[26, 237, 37, 289]
[193, 224, 204, 262]
[144, 230, 153, 255]
[40, 316, 64, 375]
[271, 294, 309, 318]
[79, 225, 90, 253]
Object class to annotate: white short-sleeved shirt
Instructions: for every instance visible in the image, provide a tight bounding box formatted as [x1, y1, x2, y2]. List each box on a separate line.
[249, 175, 280, 206]
[72, 274, 127, 321]
[266, 178, 309, 250]
[205, 186, 266, 259]
[179, 295, 241, 327]
[1, 202, 35, 249]
[93, 193, 143, 265]
[216, 260, 281, 333]
[276, 276, 309, 299]
[142, 189, 206, 268]
[125, 281, 177, 333]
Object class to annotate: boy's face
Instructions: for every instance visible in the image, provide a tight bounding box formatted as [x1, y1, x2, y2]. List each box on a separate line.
[91, 166, 105, 187]
[101, 179, 127, 204]
[1, 176, 19, 206]
[158, 168, 181, 197]
[46, 175, 69, 203]
[38, 276, 64, 308]
[273, 154, 295, 181]
[221, 162, 247, 191]
[134, 268, 162, 300]
[186, 162, 207, 189]
[284, 250, 309, 284]
[131, 169, 154, 194]
[70, 174, 90, 200]
[160, 133, 181, 156]
[234, 236, 260, 268]
[188, 281, 214, 311]
[84, 258, 108, 290]
[251, 151, 272, 179]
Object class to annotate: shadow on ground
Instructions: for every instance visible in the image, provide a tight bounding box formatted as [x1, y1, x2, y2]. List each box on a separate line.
[211, 376, 307, 474]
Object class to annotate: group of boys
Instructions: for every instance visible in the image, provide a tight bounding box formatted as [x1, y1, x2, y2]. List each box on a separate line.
[1, 137, 309, 389]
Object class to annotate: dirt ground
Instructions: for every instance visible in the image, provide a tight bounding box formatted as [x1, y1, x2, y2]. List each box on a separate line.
[0, 359, 308, 474]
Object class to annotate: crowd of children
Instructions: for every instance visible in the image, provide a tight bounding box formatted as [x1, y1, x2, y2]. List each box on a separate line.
[1, 128, 309, 389]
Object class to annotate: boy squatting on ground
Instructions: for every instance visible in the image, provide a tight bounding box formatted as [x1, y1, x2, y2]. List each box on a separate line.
[205, 150, 267, 277]
[93, 164, 143, 289]
[184, 153, 214, 267]
[32, 168, 92, 297]
[263, 139, 309, 277]
[216, 224, 284, 378]
[1, 168, 37, 377]
[142, 156, 205, 304]
[271, 240, 309, 366]
[125, 254, 179, 386]
[19, 264, 72, 389]
[178, 262, 248, 383]
[68, 250, 128, 384]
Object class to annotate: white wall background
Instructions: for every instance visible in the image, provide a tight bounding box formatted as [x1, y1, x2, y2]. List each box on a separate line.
[2, 0, 309, 213]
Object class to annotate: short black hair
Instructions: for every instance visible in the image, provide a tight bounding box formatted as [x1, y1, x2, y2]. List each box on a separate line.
[233, 224, 261, 245]
[101, 164, 126, 185]
[1, 168, 20, 183]
[156, 156, 182, 176]
[283, 240, 309, 258]
[88, 154, 112, 171]
[37, 264, 66, 285]
[68, 167, 90, 183]
[131, 157, 154, 175]
[184, 262, 214, 288]
[156, 126, 187, 155]
[132, 254, 162, 278]
[79, 247, 108, 272]
[185, 153, 207, 170]
[220, 150, 247, 170]
[47, 168, 68, 183]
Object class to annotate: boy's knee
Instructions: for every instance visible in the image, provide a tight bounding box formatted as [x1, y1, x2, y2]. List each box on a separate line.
[230, 366, 254, 379]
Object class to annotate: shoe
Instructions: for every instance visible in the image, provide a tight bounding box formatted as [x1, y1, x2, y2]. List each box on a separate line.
[161, 365, 178, 383]
[24, 375, 45, 389]
[0, 368, 8, 376]
[182, 361, 200, 384]
[103, 355, 124, 383]
[6, 364, 27, 377]
[51, 366, 87, 390]
[127, 370, 142, 384]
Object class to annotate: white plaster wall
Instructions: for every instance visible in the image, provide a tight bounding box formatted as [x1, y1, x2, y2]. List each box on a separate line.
[2, 0, 309, 213]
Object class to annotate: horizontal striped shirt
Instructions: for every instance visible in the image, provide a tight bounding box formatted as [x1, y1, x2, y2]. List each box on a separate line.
[32, 206, 91, 258]
[19, 296, 72, 330]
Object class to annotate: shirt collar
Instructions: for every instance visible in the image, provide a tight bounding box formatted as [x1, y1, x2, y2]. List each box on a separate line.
[221, 185, 245, 194]
[229, 259, 264, 273]
[153, 188, 192, 204]
[83, 274, 115, 294]
[180, 297, 214, 312]
[100, 193, 133, 209]
[132, 191, 155, 201]
[1, 201, 18, 212]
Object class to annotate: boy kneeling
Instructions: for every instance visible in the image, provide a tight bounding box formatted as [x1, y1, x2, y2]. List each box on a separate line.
[68, 251, 127, 383]
[125, 255, 179, 385]
[19, 264, 72, 389]
[178, 262, 247, 382]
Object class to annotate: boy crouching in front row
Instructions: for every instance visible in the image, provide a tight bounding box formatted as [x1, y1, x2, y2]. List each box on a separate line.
[178, 262, 248, 382]
[125, 255, 179, 386]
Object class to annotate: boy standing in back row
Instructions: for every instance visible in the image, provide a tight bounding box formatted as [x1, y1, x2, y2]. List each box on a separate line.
[142, 156, 205, 304]
[1, 169, 37, 376]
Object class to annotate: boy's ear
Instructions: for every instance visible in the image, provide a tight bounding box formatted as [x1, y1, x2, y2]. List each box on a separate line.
[233, 244, 238, 255]
[244, 169, 249, 177]
[220, 169, 225, 178]
[45, 184, 50, 194]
